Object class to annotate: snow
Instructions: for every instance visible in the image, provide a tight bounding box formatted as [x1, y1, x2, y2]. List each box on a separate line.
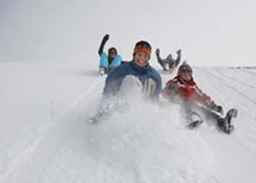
[1, 62, 256, 183]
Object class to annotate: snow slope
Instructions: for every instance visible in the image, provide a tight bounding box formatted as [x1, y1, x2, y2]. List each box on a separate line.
[1, 62, 256, 183]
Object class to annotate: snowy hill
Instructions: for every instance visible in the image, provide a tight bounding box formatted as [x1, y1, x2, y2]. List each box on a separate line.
[1, 62, 256, 183]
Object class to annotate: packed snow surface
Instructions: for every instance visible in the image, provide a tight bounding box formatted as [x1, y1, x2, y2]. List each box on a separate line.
[1, 62, 256, 183]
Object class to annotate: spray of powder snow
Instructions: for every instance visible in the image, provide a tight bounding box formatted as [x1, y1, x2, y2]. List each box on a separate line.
[59, 89, 219, 183]
[2, 85, 219, 183]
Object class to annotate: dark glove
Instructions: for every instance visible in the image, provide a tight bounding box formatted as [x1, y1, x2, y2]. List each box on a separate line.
[210, 104, 224, 115]
[102, 34, 110, 43]
[176, 49, 182, 55]
[216, 105, 224, 115]
[156, 48, 160, 55]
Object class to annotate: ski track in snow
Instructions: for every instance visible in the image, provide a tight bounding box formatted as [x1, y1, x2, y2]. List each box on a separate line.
[240, 68, 256, 77]
[205, 69, 256, 105]
[192, 68, 256, 183]
[196, 68, 256, 154]
[1, 65, 256, 183]
[0, 75, 104, 183]
[216, 69, 256, 89]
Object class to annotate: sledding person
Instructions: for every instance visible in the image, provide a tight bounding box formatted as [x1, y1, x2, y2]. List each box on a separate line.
[98, 34, 122, 74]
[90, 40, 162, 123]
[103, 40, 162, 100]
[156, 48, 182, 72]
[162, 62, 237, 133]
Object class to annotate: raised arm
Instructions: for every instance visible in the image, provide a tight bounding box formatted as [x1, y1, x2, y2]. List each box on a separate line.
[98, 34, 110, 56]
[156, 48, 168, 70]
[175, 49, 182, 66]
[155, 48, 163, 62]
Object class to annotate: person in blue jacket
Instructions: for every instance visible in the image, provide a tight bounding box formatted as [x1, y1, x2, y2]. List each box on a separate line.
[103, 40, 162, 100]
[98, 34, 122, 74]
[90, 40, 162, 123]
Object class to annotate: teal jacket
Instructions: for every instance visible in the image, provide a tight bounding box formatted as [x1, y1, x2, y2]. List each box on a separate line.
[103, 61, 162, 100]
[99, 52, 122, 69]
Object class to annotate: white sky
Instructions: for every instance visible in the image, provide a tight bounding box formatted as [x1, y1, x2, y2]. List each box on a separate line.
[0, 0, 255, 66]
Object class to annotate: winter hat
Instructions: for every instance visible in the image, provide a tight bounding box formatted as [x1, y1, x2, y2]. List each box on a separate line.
[108, 47, 117, 55]
[178, 61, 193, 75]
[133, 40, 152, 58]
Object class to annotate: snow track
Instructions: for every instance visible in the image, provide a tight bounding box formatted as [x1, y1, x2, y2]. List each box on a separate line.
[0, 73, 104, 183]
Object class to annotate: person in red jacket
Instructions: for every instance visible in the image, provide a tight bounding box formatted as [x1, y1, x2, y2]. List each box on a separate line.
[162, 62, 224, 128]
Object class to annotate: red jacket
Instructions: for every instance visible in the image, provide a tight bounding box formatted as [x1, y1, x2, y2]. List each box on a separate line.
[162, 76, 214, 106]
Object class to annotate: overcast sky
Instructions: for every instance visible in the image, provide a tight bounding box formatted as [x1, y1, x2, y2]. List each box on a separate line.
[0, 0, 255, 66]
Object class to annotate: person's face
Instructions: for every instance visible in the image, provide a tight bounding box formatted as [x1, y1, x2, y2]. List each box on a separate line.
[180, 69, 192, 81]
[134, 52, 150, 67]
[109, 50, 117, 59]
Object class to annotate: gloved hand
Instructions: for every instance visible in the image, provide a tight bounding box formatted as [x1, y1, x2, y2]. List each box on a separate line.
[216, 105, 224, 115]
[176, 49, 182, 55]
[102, 34, 110, 42]
[209, 103, 224, 115]
[155, 48, 160, 55]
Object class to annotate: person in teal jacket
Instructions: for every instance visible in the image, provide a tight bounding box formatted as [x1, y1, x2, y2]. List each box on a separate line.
[98, 34, 122, 74]
[103, 40, 162, 100]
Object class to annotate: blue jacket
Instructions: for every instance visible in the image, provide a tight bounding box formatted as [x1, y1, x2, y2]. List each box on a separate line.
[103, 61, 162, 100]
[99, 52, 122, 69]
